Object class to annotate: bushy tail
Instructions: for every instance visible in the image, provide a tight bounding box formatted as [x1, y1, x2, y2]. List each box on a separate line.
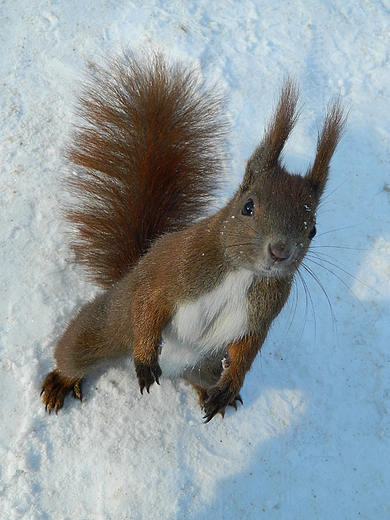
[66, 51, 227, 287]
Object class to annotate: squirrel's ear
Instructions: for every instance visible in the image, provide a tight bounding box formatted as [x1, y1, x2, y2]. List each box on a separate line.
[240, 78, 300, 193]
[306, 99, 347, 201]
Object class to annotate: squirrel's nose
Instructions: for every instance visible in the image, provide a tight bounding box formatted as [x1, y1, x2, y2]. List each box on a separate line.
[269, 242, 290, 261]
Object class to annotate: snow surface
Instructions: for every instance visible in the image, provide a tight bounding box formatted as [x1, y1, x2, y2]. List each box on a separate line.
[1, 1, 390, 518]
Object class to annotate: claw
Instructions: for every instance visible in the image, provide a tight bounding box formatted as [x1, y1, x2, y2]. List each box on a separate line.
[40, 370, 83, 414]
[203, 387, 243, 422]
[73, 381, 83, 402]
[135, 359, 162, 395]
[203, 412, 214, 424]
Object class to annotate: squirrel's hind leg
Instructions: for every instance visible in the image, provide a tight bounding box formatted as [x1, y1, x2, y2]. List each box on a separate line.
[40, 370, 82, 414]
[41, 290, 133, 413]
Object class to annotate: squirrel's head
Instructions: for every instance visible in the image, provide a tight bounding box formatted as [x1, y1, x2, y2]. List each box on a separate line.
[220, 79, 347, 279]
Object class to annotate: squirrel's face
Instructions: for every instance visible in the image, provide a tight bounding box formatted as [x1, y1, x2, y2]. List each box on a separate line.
[216, 78, 345, 279]
[221, 168, 318, 279]
[217, 78, 346, 280]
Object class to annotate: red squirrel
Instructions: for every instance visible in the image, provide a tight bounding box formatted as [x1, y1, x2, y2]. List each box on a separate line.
[41, 51, 346, 421]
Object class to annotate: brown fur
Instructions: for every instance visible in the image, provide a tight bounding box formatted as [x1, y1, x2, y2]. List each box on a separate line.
[66, 51, 226, 288]
[41, 51, 347, 420]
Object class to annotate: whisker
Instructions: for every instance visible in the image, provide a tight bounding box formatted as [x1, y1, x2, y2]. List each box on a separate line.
[316, 224, 358, 238]
[300, 262, 338, 341]
[223, 242, 255, 249]
[296, 268, 317, 342]
[305, 256, 368, 315]
[279, 275, 300, 347]
[310, 245, 369, 251]
[307, 251, 381, 296]
[320, 174, 353, 204]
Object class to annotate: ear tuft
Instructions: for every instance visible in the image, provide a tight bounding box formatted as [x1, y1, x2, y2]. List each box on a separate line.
[306, 98, 348, 200]
[240, 78, 300, 193]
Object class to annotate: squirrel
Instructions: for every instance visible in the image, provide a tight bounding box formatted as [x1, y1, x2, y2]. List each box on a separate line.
[40, 50, 346, 422]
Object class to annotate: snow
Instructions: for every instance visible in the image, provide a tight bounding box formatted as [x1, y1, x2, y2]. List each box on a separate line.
[1, 0, 390, 518]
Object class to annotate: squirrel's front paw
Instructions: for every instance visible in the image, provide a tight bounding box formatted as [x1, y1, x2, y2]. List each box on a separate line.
[203, 385, 243, 423]
[135, 360, 162, 394]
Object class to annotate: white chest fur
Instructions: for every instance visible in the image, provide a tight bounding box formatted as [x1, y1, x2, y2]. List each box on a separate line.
[160, 268, 255, 377]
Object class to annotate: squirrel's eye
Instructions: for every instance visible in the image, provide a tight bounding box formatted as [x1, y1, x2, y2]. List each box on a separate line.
[242, 199, 254, 216]
[308, 225, 317, 240]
